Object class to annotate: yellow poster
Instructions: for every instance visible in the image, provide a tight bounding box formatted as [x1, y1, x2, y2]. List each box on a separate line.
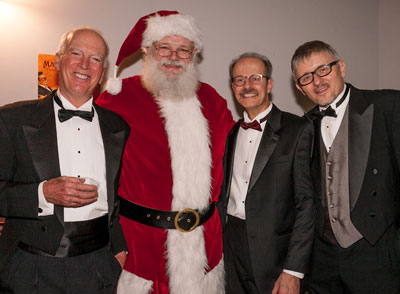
[38, 54, 59, 99]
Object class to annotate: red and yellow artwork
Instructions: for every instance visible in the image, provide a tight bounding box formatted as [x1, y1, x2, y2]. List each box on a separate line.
[38, 54, 59, 99]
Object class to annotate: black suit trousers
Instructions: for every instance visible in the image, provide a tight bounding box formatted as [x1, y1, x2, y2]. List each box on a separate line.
[224, 215, 259, 294]
[0, 246, 122, 294]
[308, 223, 400, 294]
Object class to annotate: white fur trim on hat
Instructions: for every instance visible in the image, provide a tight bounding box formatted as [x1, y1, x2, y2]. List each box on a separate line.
[142, 13, 203, 51]
[106, 65, 122, 95]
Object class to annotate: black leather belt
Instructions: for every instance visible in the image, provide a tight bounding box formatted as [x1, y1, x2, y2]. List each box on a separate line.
[118, 196, 216, 232]
[18, 214, 109, 257]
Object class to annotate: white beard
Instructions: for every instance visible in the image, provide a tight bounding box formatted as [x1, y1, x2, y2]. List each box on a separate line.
[141, 54, 199, 100]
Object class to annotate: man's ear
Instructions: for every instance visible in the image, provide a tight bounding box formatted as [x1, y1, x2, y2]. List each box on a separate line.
[338, 59, 346, 79]
[55, 53, 61, 70]
[295, 83, 306, 96]
[142, 47, 149, 55]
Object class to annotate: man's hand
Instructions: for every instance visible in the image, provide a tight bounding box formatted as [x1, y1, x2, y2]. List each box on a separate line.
[272, 272, 300, 294]
[43, 176, 98, 207]
[115, 251, 127, 269]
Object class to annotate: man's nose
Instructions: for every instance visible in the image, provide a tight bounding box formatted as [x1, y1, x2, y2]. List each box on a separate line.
[80, 57, 90, 69]
[312, 73, 322, 85]
[169, 50, 179, 60]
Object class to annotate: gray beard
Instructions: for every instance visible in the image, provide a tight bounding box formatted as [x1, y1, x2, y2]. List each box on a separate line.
[141, 55, 199, 101]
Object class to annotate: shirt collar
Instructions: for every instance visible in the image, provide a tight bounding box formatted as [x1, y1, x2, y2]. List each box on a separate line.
[243, 103, 273, 123]
[56, 90, 93, 111]
[319, 85, 350, 112]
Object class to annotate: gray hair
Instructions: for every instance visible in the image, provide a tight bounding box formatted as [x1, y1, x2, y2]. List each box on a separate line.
[291, 40, 339, 76]
[56, 26, 109, 68]
[229, 52, 273, 80]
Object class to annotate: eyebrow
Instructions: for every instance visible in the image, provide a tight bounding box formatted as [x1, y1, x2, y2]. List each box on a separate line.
[69, 46, 104, 58]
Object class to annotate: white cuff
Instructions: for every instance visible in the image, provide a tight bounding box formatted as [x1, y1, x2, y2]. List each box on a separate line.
[38, 181, 54, 216]
[283, 269, 304, 279]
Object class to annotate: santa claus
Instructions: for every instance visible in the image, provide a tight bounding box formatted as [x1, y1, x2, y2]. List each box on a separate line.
[96, 10, 234, 294]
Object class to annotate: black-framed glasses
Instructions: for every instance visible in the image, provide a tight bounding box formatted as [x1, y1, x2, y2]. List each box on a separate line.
[297, 60, 339, 86]
[232, 74, 267, 87]
[154, 43, 193, 59]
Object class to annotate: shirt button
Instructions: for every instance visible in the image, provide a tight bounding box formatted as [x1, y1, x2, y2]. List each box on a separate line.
[38, 208, 43, 213]
[327, 176, 333, 180]
[78, 150, 81, 154]
[327, 162, 332, 166]
[331, 218, 336, 223]
[370, 190, 377, 197]
[370, 212, 376, 218]
[329, 204, 334, 208]
[373, 168, 378, 175]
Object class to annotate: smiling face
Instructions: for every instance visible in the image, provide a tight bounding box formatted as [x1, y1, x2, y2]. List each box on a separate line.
[231, 57, 273, 120]
[294, 51, 346, 107]
[148, 35, 195, 78]
[55, 29, 106, 107]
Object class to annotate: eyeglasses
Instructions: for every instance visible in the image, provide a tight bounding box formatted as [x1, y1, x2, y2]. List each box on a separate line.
[297, 60, 339, 86]
[154, 43, 193, 59]
[232, 74, 267, 87]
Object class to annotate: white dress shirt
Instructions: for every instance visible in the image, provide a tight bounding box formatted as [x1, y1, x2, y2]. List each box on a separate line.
[320, 86, 350, 151]
[38, 91, 108, 221]
[227, 105, 272, 220]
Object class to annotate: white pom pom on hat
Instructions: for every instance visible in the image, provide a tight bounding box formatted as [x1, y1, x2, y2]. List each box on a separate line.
[106, 10, 203, 95]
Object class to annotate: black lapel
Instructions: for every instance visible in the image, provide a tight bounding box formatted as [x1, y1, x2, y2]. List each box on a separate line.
[348, 85, 373, 210]
[95, 105, 127, 217]
[307, 105, 325, 205]
[22, 93, 63, 221]
[224, 123, 240, 203]
[248, 105, 280, 192]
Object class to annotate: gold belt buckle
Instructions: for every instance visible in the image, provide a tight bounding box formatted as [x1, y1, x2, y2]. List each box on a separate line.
[174, 208, 200, 232]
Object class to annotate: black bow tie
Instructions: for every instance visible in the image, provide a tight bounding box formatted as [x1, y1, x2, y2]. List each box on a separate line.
[310, 84, 349, 120]
[311, 106, 337, 119]
[54, 94, 94, 122]
[239, 113, 269, 131]
[58, 109, 94, 122]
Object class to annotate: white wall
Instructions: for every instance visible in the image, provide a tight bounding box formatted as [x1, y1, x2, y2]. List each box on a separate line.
[0, 0, 392, 119]
[379, 0, 400, 90]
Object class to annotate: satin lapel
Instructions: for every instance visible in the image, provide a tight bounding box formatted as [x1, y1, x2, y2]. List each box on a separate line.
[248, 106, 280, 192]
[95, 105, 126, 217]
[22, 94, 63, 221]
[348, 87, 373, 210]
[225, 123, 240, 202]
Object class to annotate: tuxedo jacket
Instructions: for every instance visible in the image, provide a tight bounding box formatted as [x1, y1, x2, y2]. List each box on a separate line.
[308, 84, 400, 245]
[0, 93, 130, 270]
[219, 105, 316, 292]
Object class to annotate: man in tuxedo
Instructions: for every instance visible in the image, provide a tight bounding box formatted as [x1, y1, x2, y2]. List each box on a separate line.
[38, 72, 53, 99]
[219, 52, 315, 294]
[292, 40, 400, 293]
[0, 27, 129, 293]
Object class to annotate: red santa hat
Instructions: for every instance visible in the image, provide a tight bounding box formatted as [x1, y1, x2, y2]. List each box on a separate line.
[107, 10, 203, 95]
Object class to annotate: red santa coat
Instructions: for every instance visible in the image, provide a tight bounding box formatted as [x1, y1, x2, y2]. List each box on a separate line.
[96, 75, 234, 294]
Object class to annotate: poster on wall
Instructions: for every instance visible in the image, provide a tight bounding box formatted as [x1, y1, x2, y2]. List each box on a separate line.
[38, 54, 59, 99]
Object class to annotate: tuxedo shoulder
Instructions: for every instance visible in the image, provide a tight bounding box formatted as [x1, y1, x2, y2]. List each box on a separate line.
[351, 85, 400, 103]
[0, 99, 41, 118]
[280, 110, 309, 126]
